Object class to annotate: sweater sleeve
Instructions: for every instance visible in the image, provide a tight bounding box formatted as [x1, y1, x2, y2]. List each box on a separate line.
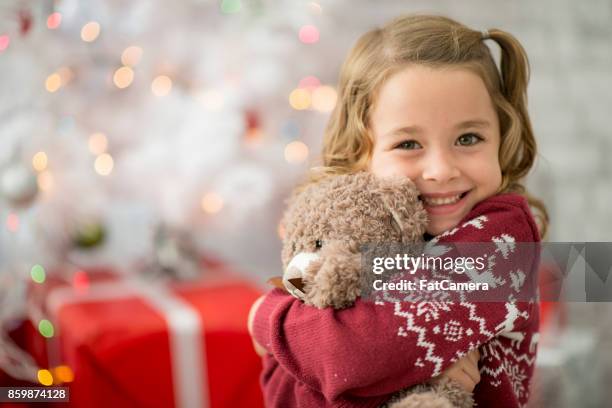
[252, 193, 541, 403]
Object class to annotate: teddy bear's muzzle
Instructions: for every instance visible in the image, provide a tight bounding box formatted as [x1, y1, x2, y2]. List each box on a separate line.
[283, 252, 320, 300]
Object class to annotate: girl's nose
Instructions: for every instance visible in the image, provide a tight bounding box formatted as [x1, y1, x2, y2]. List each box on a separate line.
[421, 148, 460, 183]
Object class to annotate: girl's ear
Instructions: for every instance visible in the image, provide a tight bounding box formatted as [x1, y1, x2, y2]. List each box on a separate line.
[375, 175, 428, 243]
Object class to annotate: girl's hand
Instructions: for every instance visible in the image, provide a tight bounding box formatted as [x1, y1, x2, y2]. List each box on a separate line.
[248, 295, 268, 356]
[432, 349, 481, 392]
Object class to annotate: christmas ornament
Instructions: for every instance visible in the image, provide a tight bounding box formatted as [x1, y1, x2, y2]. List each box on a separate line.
[146, 225, 202, 281]
[0, 163, 39, 207]
[72, 222, 106, 249]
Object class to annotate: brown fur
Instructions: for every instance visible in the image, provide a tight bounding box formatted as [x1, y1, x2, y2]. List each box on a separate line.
[278, 172, 474, 407]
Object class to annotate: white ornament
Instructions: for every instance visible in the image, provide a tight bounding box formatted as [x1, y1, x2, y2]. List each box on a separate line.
[0, 164, 38, 207]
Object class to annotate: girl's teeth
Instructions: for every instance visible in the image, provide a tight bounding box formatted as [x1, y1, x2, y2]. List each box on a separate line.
[424, 194, 461, 206]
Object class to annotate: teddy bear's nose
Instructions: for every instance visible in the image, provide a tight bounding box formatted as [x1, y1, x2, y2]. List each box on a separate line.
[283, 252, 320, 300]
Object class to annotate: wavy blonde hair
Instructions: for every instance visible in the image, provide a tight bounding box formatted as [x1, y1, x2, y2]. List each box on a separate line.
[307, 14, 548, 238]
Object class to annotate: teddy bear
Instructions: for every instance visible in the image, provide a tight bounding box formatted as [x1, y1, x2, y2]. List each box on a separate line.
[273, 171, 474, 408]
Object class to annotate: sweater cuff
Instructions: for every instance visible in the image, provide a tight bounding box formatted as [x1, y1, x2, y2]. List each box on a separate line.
[252, 288, 289, 352]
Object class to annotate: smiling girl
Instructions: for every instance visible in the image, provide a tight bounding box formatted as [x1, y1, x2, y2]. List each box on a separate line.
[249, 14, 547, 408]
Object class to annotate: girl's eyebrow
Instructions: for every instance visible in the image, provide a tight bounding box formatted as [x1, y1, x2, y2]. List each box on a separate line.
[455, 119, 491, 130]
[385, 119, 490, 138]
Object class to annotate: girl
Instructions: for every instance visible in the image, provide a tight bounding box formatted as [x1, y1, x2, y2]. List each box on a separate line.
[249, 14, 548, 408]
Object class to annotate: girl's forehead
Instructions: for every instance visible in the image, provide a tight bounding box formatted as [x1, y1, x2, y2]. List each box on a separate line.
[370, 65, 497, 132]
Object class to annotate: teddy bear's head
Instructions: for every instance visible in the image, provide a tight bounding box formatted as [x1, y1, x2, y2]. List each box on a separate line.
[280, 172, 428, 308]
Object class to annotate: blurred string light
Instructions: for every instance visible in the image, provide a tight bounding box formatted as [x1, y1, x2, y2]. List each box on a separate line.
[37, 170, 54, 192]
[201, 192, 223, 214]
[289, 88, 310, 110]
[113, 66, 134, 89]
[45, 73, 62, 93]
[6, 213, 19, 232]
[53, 365, 74, 384]
[298, 75, 320, 90]
[31, 264, 46, 284]
[121, 46, 143, 66]
[193, 89, 225, 111]
[37, 369, 53, 386]
[308, 2, 322, 14]
[47, 12, 62, 29]
[94, 153, 114, 176]
[284, 141, 309, 164]
[289, 78, 337, 112]
[0, 35, 9, 52]
[88, 132, 108, 155]
[151, 75, 172, 96]
[220, 0, 241, 14]
[81, 21, 100, 42]
[72, 270, 89, 295]
[311, 85, 337, 112]
[38, 320, 54, 338]
[32, 152, 48, 172]
[299, 25, 319, 44]
[277, 222, 285, 240]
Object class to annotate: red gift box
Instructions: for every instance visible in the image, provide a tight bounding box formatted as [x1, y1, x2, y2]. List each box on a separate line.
[25, 262, 264, 408]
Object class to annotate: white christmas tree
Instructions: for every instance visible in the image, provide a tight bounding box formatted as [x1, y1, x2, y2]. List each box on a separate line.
[0, 0, 342, 381]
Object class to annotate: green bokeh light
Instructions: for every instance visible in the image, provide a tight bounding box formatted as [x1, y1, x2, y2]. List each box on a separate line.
[31, 264, 46, 284]
[221, 0, 241, 14]
[38, 319, 54, 338]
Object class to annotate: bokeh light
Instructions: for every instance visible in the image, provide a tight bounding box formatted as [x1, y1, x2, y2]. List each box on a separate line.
[88, 132, 108, 155]
[277, 222, 286, 240]
[311, 85, 337, 112]
[38, 320, 54, 338]
[37, 369, 53, 386]
[94, 153, 114, 176]
[308, 2, 323, 14]
[32, 152, 48, 172]
[121, 46, 143, 66]
[0, 35, 9, 52]
[6, 213, 19, 232]
[221, 0, 241, 14]
[289, 88, 311, 110]
[151, 75, 172, 96]
[81, 21, 100, 42]
[47, 13, 62, 29]
[113, 66, 134, 89]
[37, 171, 54, 192]
[73, 270, 89, 295]
[45, 73, 61, 93]
[31, 264, 46, 284]
[298, 75, 320, 90]
[284, 141, 309, 164]
[53, 365, 74, 383]
[201, 192, 224, 214]
[299, 25, 319, 44]
[194, 89, 225, 111]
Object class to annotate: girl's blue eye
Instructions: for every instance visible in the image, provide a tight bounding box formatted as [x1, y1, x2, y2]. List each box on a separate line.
[396, 140, 422, 150]
[456, 133, 483, 146]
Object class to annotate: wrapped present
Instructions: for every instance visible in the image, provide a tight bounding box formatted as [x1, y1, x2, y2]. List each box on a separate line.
[25, 261, 264, 408]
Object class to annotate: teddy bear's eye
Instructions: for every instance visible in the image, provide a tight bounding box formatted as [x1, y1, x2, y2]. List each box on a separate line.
[315, 240, 323, 249]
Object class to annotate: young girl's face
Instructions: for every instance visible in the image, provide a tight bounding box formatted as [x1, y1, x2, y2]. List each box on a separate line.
[369, 65, 502, 236]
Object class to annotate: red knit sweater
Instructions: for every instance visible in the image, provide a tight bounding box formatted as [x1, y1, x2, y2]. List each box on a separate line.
[253, 193, 541, 408]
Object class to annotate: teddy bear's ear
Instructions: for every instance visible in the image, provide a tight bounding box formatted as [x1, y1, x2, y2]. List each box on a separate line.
[375, 175, 428, 243]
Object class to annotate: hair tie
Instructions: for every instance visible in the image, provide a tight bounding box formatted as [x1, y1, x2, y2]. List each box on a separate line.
[481, 29, 490, 40]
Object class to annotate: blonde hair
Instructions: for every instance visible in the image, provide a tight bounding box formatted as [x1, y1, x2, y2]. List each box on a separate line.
[309, 14, 549, 238]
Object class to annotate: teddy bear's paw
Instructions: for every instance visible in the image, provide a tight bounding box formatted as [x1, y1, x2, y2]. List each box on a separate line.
[430, 378, 474, 408]
[386, 391, 454, 408]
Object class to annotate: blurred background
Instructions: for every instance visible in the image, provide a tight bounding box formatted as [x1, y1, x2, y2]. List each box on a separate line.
[0, 0, 611, 407]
